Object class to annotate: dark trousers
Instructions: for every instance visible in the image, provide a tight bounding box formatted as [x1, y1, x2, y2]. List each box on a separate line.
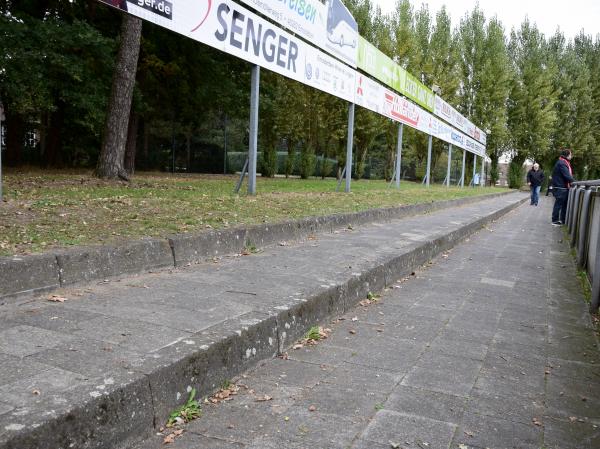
[552, 188, 569, 223]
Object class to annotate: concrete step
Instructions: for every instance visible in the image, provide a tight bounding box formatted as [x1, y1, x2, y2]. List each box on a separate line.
[0, 192, 527, 449]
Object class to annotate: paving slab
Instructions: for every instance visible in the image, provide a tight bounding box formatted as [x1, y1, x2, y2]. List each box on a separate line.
[127, 196, 599, 449]
[5, 192, 599, 449]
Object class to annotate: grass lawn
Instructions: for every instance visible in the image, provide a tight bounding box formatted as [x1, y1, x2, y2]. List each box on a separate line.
[0, 169, 508, 256]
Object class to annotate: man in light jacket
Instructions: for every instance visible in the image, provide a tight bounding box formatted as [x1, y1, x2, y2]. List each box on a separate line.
[526, 163, 544, 206]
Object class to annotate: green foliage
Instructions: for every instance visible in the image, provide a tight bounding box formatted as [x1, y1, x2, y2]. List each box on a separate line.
[305, 326, 321, 341]
[2, 0, 600, 184]
[299, 146, 316, 180]
[261, 146, 278, 178]
[167, 388, 201, 427]
[507, 161, 524, 189]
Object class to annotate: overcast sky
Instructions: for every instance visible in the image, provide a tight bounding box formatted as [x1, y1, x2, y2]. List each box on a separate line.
[371, 0, 600, 40]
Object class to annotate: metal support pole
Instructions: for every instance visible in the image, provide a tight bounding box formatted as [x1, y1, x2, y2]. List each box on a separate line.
[223, 114, 228, 174]
[480, 156, 485, 188]
[460, 149, 466, 187]
[0, 116, 3, 202]
[345, 103, 355, 193]
[395, 123, 403, 189]
[472, 154, 477, 188]
[446, 144, 452, 187]
[248, 65, 260, 195]
[425, 134, 432, 187]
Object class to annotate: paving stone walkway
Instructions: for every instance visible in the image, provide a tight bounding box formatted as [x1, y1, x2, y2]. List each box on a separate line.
[132, 199, 600, 449]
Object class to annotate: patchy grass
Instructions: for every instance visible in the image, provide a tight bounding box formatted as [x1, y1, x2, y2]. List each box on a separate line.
[305, 326, 322, 341]
[0, 169, 507, 256]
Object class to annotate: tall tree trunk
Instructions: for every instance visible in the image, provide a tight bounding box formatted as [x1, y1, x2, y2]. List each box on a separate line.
[185, 132, 192, 171]
[95, 14, 142, 180]
[44, 102, 65, 167]
[124, 111, 138, 175]
[5, 111, 24, 166]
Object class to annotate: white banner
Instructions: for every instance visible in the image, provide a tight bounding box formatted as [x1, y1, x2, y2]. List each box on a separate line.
[434, 95, 486, 145]
[98, 0, 484, 157]
[99, 0, 355, 102]
[355, 73, 486, 157]
[238, 0, 358, 67]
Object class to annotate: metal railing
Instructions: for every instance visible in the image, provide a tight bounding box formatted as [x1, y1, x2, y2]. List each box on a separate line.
[565, 180, 600, 313]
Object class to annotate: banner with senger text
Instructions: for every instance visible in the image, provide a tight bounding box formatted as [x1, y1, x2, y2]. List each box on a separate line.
[97, 0, 355, 102]
[237, 0, 359, 68]
[98, 0, 485, 157]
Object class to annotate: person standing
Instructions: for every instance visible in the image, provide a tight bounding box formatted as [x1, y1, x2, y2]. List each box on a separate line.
[551, 149, 575, 225]
[526, 163, 545, 206]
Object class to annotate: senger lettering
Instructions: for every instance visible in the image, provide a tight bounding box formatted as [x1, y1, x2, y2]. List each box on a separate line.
[215, 4, 299, 73]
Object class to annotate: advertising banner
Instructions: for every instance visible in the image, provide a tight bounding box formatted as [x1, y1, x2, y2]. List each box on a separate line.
[355, 73, 485, 157]
[357, 37, 434, 112]
[434, 95, 486, 145]
[97, 0, 354, 102]
[97, 0, 484, 157]
[237, 0, 358, 68]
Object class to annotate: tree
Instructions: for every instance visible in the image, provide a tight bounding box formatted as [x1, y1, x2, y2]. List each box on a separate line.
[0, 2, 115, 166]
[507, 20, 558, 164]
[95, 14, 142, 180]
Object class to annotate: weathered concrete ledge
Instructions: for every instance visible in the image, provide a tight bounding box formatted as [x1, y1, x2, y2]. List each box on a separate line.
[1, 191, 515, 302]
[0, 193, 527, 449]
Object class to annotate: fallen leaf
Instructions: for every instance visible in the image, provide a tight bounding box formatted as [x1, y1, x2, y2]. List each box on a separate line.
[532, 417, 543, 426]
[255, 395, 272, 402]
[308, 405, 316, 411]
[163, 434, 175, 444]
[48, 295, 67, 302]
[464, 430, 474, 437]
[349, 329, 356, 334]
[173, 429, 183, 436]
[292, 344, 304, 350]
[32, 389, 41, 395]
[569, 416, 577, 422]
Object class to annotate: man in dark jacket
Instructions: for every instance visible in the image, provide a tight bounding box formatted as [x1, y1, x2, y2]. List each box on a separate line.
[526, 163, 544, 206]
[551, 149, 575, 225]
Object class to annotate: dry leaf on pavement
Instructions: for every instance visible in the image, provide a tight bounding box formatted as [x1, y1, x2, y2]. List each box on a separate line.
[48, 295, 67, 302]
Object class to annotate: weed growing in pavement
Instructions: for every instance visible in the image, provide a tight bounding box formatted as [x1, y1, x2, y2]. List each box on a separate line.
[220, 379, 232, 390]
[305, 326, 321, 341]
[243, 241, 258, 254]
[166, 388, 202, 427]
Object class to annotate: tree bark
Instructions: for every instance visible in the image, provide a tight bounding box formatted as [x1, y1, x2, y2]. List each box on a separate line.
[5, 111, 24, 166]
[95, 14, 142, 180]
[43, 102, 65, 167]
[124, 111, 138, 175]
